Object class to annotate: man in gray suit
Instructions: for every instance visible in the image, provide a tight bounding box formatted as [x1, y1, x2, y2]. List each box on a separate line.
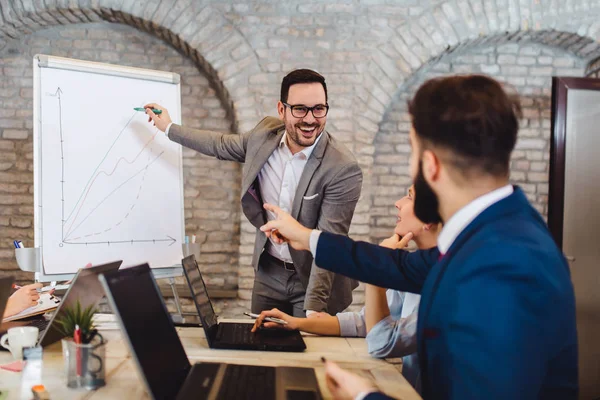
[145, 69, 362, 317]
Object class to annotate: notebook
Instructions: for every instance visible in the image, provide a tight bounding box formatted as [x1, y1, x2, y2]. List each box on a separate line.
[2, 293, 60, 322]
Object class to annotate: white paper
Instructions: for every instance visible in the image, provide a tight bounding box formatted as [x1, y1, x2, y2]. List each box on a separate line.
[3, 293, 60, 322]
[37, 66, 184, 274]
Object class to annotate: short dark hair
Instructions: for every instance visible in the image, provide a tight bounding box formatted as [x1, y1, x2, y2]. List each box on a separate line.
[408, 75, 522, 177]
[280, 69, 328, 103]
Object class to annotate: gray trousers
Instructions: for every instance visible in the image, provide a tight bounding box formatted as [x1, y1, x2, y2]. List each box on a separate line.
[251, 252, 306, 317]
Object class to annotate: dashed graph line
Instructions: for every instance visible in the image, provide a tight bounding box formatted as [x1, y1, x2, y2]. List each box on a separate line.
[63, 150, 164, 241]
[67, 152, 151, 240]
[63, 131, 159, 238]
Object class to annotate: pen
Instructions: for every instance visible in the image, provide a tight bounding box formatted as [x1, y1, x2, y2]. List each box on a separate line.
[184, 236, 189, 244]
[133, 107, 162, 114]
[74, 324, 82, 377]
[191, 234, 196, 244]
[244, 312, 288, 325]
[13, 240, 23, 249]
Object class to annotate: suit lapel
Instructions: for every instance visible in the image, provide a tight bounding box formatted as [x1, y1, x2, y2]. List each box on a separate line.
[241, 127, 285, 196]
[291, 131, 329, 220]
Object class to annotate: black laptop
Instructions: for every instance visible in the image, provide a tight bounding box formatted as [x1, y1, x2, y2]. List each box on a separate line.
[99, 264, 322, 400]
[181, 254, 306, 352]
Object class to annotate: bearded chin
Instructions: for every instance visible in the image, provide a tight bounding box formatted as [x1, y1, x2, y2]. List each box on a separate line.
[413, 162, 443, 225]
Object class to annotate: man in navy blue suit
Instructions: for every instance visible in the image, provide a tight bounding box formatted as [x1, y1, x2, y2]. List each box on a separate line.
[259, 75, 578, 399]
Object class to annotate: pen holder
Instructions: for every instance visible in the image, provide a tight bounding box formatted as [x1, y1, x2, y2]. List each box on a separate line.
[182, 243, 201, 261]
[15, 247, 41, 272]
[61, 337, 106, 390]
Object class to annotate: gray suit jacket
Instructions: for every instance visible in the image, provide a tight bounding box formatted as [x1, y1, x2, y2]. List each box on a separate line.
[169, 117, 362, 314]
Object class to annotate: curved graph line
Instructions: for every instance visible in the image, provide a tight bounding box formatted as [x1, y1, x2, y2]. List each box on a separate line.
[63, 130, 159, 238]
[64, 151, 164, 240]
[63, 112, 138, 224]
[67, 152, 151, 241]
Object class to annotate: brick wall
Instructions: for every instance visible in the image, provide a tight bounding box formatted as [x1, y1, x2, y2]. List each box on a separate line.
[1, 0, 600, 315]
[371, 42, 586, 244]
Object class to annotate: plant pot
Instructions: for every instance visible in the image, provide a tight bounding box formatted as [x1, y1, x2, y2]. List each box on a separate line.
[61, 336, 106, 390]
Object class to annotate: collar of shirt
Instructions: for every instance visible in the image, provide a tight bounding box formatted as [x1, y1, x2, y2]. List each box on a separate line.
[279, 130, 323, 160]
[437, 184, 514, 255]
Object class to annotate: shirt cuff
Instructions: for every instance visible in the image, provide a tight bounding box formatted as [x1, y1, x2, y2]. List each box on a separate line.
[165, 122, 173, 136]
[336, 312, 364, 337]
[309, 229, 321, 257]
[355, 391, 378, 400]
[306, 310, 317, 317]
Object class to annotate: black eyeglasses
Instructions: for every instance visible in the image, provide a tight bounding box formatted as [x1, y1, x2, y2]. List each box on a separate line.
[283, 102, 329, 118]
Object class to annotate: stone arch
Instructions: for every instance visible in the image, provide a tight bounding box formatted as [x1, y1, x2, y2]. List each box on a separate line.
[585, 55, 600, 78]
[369, 32, 599, 243]
[354, 0, 600, 152]
[0, 0, 264, 132]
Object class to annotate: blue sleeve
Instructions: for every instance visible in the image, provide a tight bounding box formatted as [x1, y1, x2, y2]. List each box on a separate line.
[364, 393, 394, 400]
[315, 232, 439, 293]
[367, 312, 418, 359]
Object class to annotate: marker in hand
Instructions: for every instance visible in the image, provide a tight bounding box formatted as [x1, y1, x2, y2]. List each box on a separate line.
[134, 107, 162, 114]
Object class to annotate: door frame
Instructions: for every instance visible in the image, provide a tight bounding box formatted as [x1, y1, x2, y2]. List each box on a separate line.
[548, 77, 600, 248]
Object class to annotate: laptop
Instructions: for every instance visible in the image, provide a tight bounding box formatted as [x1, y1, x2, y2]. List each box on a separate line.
[99, 264, 322, 400]
[1, 262, 121, 345]
[181, 254, 306, 352]
[36, 260, 123, 346]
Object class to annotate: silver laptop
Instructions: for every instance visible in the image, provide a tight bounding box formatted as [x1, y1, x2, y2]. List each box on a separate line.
[38, 260, 122, 346]
[100, 263, 322, 400]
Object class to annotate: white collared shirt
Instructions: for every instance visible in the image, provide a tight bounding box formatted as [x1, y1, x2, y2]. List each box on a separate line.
[260, 131, 322, 262]
[437, 184, 513, 255]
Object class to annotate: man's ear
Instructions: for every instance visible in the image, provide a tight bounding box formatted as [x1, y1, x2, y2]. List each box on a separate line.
[277, 101, 285, 120]
[421, 149, 441, 183]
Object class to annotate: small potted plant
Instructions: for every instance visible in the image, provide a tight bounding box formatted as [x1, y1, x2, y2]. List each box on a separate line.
[56, 301, 106, 390]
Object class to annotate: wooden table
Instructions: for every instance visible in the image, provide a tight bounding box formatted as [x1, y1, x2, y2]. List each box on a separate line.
[0, 319, 421, 399]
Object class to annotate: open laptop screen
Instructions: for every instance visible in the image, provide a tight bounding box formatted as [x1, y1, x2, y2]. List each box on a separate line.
[100, 264, 190, 400]
[40, 260, 122, 347]
[181, 255, 218, 335]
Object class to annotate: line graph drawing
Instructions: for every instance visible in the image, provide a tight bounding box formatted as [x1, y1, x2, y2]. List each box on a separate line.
[63, 149, 165, 242]
[45, 86, 179, 248]
[35, 58, 184, 275]
[62, 118, 163, 240]
[63, 111, 138, 225]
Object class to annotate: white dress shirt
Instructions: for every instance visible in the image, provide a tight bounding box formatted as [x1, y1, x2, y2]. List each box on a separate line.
[437, 184, 513, 254]
[259, 131, 322, 262]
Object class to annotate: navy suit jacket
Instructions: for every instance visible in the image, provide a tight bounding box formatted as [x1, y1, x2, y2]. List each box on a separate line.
[317, 188, 578, 399]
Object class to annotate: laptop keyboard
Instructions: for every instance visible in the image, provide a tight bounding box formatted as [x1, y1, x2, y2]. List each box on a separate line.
[27, 318, 50, 333]
[217, 323, 259, 345]
[217, 364, 276, 400]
